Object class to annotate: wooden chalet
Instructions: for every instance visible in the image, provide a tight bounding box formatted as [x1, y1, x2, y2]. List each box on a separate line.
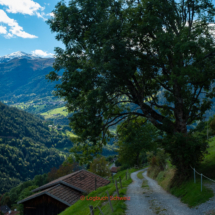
[17, 169, 110, 215]
[110, 166, 118, 173]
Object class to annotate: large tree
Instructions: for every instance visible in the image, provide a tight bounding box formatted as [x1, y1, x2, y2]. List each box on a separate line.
[116, 117, 158, 167]
[46, 0, 215, 169]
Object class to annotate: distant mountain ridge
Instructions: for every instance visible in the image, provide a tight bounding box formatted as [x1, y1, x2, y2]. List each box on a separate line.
[0, 51, 50, 63]
[0, 56, 57, 100]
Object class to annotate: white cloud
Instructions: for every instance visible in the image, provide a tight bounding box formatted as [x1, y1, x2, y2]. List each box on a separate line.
[48, 12, 55, 17]
[0, 0, 45, 19]
[31, 49, 54, 58]
[0, 9, 37, 38]
[0, 25, 7, 34]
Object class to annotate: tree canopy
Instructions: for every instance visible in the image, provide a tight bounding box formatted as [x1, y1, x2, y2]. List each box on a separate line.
[116, 117, 158, 166]
[46, 0, 215, 159]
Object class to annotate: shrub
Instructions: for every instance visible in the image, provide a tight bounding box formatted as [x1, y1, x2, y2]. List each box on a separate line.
[162, 133, 207, 179]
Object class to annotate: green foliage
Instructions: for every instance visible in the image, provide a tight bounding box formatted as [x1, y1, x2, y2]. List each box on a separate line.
[155, 150, 168, 171]
[114, 159, 121, 167]
[198, 135, 215, 179]
[105, 155, 115, 162]
[116, 117, 158, 167]
[0, 172, 48, 210]
[46, 0, 215, 163]
[161, 133, 207, 178]
[89, 156, 111, 177]
[0, 102, 73, 149]
[59, 168, 137, 215]
[47, 162, 81, 182]
[170, 178, 214, 207]
[0, 102, 70, 194]
[119, 163, 131, 171]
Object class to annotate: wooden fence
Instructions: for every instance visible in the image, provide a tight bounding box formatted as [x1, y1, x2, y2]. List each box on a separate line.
[88, 163, 148, 214]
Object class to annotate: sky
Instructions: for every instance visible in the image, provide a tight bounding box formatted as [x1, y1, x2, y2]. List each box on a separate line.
[0, 0, 69, 57]
[1, 0, 215, 58]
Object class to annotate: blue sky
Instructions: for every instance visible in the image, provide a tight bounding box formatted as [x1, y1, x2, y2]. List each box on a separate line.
[0, 0, 69, 57]
[0, 0, 215, 58]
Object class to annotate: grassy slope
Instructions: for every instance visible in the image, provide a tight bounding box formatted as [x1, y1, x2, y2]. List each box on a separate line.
[60, 168, 139, 215]
[198, 136, 215, 179]
[41, 106, 68, 119]
[148, 138, 215, 207]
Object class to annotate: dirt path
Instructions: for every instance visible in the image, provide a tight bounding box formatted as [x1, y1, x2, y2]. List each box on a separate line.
[125, 169, 155, 215]
[125, 169, 198, 215]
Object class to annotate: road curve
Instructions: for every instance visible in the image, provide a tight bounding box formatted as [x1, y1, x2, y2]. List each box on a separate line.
[125, 168, 155, 215]
[126, 169, 199, 215]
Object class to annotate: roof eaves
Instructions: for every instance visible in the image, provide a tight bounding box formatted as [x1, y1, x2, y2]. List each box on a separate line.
[32, 181, 60, 192]
[17, 191, 47, 204]
[17, 189, 71, 207]
[32, 180, 86, 194]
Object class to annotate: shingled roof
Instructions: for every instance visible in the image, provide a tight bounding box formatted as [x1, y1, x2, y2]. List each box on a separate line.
[32, 169, 110, 193]
[18, 169, 110, 206]
[17, 184, 82, 206]
[111, 167, 118, 173]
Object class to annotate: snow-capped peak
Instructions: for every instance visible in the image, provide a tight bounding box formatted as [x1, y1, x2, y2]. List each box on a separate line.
[0, 51, 43, 63]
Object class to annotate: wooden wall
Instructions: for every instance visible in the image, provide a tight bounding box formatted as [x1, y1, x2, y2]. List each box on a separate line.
[23, 194, 68, 215]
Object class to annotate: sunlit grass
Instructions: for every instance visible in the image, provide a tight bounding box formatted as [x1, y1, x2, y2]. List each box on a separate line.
[60, 168, 138, 215]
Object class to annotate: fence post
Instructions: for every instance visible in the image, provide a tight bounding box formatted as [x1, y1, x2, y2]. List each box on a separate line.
[194, 168, 196, 183]
[97, 206, 104, 215]
[106, 191, 114, 212]
[115, 179, 119, 197]
[95, 177, 97, 190]
[89, 206, 94, 215]
[201, 173, 202, 192]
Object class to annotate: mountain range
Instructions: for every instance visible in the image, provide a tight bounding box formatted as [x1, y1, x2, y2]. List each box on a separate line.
[0, 51, 43, 63]
[0, 51, 214, 127]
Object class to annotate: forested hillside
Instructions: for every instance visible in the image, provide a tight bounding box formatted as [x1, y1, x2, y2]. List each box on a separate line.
[0, 102, 73, 194]
[0, 102, 72, 148]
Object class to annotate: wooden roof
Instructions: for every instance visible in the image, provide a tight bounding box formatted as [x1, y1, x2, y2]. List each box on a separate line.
[32, 169, 110, 193]
[18, 169, 110, 206]
[17, 184, 82, 206]
[111, 167, 118, 173]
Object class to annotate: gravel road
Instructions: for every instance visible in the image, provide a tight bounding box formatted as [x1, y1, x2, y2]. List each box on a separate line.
[125, 169, 215, 215]
[125, 169, 155, 215]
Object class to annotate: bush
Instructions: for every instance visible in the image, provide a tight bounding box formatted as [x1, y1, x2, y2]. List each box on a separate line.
[115, 160, 121, 167]
[162, 133, 207, 179]
[156, 150, 168, 170]
[120, 163, 131, 171]
[89, 156, 111, 177]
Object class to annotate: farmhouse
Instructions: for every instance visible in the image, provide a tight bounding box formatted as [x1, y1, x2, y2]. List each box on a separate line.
[17, 169, 110, 215]
[110, 166, 118, 173]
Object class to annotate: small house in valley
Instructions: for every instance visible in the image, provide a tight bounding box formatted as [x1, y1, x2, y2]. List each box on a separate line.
[110, 166, 118, 173]
[17, 169, 110, 215]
